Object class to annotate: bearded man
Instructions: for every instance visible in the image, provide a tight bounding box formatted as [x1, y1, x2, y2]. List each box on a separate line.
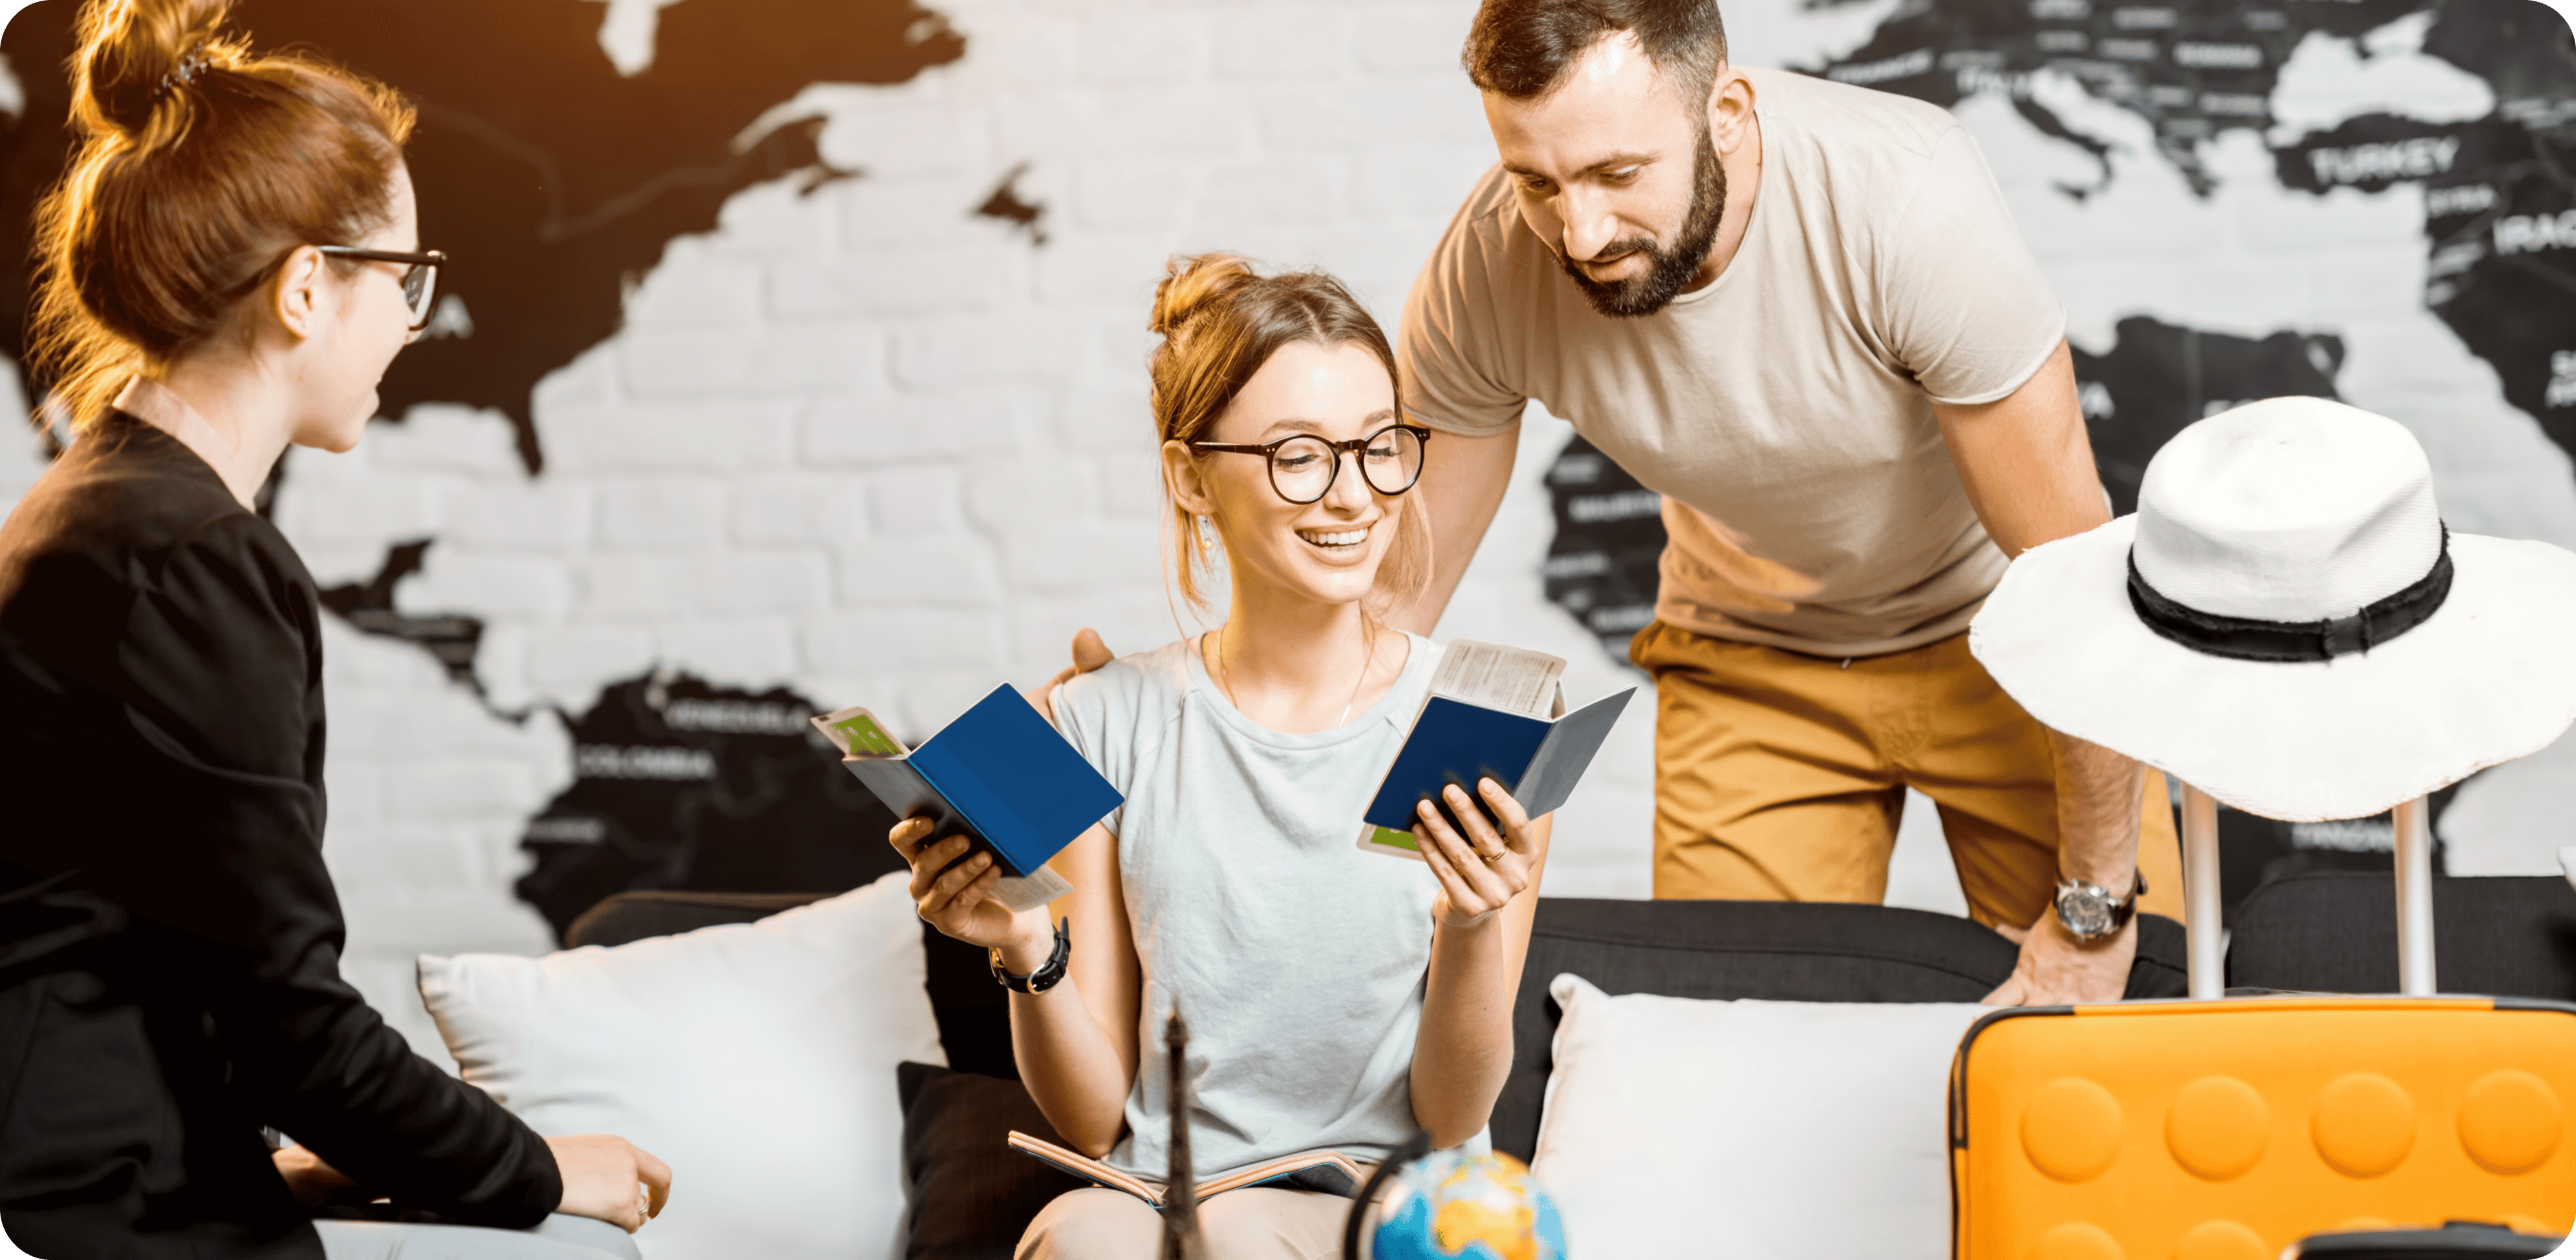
[1390, 0, 2183, 1004]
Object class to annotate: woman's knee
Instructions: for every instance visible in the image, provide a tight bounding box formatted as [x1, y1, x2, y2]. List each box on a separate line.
[1199, 1188, 1352, 1260]
[1016, 1188, 1163, 1260]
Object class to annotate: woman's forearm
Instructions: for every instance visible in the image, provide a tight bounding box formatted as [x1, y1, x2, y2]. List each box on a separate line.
[1405, 800, 1552, 1150]
[1408, 913, 1519, 1148]
[1002, 926, 1137, 1157]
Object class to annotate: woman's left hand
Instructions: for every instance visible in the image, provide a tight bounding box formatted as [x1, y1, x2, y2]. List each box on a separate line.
[1413, 778, 1540, 928]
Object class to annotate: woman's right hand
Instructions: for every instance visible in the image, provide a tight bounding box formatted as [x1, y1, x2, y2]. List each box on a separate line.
[889, 817, 1046, 955]
[544, 1134, 671, 1232]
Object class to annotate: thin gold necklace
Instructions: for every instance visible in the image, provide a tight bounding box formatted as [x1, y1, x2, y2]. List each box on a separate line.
[1212, 618, 1375, 728]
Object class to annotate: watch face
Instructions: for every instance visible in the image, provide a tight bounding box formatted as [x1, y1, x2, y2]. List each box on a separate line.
[2057, 885, 2114, 939]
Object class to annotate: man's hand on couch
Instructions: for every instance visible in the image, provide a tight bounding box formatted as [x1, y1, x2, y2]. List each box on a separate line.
[1980, 910, 2135, 1006]
[546, 1135, 673, 1232]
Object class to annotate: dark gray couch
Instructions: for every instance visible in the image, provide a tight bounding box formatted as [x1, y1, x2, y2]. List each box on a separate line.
[564, 892, 2189, 1160]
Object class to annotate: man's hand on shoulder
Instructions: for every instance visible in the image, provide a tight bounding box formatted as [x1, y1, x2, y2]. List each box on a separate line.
[1029, 628, 1114, 724]
[1982, 908, 2135, 1006]
[271, 1144, 357, 1206]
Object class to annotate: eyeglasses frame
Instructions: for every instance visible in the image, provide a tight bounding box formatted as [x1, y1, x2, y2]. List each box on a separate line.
[1189, 422, 1434, 505]
[315, 246, 447, 332]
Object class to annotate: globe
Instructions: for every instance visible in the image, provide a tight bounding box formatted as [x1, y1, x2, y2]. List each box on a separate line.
[1367, 1149, 1568, 1260]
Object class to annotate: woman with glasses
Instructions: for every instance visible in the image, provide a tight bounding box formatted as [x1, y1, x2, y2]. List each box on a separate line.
[0, 3, 665, 1257]
[890, 254, 1552, 1258]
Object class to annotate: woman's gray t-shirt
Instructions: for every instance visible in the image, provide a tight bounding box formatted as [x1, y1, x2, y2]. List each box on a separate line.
[1051, 633, 1441, 1178]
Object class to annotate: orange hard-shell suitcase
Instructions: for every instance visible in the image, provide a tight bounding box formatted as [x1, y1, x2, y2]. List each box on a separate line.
[1950, 792, 2576, 1260]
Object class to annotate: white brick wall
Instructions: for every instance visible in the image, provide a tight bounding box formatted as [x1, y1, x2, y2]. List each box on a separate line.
[16, 0, 2576, 1067]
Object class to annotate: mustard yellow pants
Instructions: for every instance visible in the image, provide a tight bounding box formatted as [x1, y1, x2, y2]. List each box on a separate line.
[1629, 621, 2184, 929]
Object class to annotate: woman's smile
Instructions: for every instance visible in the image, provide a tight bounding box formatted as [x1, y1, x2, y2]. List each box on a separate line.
[1296, 523, 1373, 552]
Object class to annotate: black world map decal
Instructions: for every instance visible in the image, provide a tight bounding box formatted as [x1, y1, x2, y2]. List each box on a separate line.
[514, 672, 901, 940]
[5, 0, 2570, 928]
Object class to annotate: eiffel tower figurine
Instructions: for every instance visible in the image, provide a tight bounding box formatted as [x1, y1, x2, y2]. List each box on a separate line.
[1160, 1006, 1207, 1260]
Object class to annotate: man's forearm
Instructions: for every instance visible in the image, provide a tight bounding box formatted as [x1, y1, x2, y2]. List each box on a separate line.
[2049, 728, 2145, 892]
[1386, 422, 1521, 636]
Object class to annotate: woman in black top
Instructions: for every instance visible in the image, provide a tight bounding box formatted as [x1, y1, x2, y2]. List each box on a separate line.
[0, 2, 670, 1255]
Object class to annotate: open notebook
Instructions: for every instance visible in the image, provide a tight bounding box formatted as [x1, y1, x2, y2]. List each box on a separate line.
[1006, 1131, 1371, 1207]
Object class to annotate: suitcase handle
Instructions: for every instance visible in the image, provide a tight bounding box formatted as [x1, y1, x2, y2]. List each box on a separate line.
[2181, 785, 2223, 999]
[2392, 796, 2436, 996]
[2178, 785, 2436, 999]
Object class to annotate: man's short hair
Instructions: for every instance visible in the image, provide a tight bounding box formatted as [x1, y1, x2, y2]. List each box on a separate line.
[1463, 0, 1729, 111]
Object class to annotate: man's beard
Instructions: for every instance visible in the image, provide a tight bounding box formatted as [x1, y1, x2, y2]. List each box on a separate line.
[1560, 124, 1728, 319]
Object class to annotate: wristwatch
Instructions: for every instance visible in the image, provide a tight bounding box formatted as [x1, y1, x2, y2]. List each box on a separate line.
[991, 917, 1071, 994]
[2053, 871, 2145, 943]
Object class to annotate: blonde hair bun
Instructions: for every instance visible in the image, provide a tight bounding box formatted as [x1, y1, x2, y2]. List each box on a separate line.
[1148, 252, 1261, 338]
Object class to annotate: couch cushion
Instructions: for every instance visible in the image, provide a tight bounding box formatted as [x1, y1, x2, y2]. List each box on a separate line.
[1530, 975, 1986, 1260]
[2227, 872, 2576, 997]
[418, 871, 943, 1260]
[1490, 899, 2188, 1159]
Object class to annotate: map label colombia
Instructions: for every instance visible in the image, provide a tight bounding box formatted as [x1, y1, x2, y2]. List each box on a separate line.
[574, 744, 721, 781]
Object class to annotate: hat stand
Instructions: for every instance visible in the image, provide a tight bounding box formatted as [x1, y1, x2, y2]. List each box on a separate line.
[2177, 785, 2436, 999]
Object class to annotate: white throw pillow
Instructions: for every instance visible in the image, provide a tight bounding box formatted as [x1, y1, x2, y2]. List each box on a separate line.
[417, 872, 944, 1260]
[1529, 974, 1987, 1260]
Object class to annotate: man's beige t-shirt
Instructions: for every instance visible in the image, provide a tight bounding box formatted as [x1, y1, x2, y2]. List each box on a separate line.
[1401, 67, 2064, 657]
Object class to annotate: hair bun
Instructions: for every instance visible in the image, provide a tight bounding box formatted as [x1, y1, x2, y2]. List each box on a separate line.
[74, 0, 237, 139]
[1149, 253, 1261, 337]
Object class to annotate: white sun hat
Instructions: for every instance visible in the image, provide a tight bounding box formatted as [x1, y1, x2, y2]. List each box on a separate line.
[1969, 396, 2576, 823]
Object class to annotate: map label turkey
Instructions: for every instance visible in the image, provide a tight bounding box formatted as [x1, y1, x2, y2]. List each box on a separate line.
[2308, 137, 2462, 186]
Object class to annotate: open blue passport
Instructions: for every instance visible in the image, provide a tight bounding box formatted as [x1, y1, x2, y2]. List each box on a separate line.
[1359, 642, 1635, 859]
[812, 683, 1121, 913]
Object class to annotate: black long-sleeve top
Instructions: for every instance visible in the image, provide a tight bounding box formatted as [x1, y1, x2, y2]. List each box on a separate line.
[0, 413, 561, 1259]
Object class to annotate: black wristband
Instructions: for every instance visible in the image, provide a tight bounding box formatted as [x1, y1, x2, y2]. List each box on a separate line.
[991, 917, 1070, 994]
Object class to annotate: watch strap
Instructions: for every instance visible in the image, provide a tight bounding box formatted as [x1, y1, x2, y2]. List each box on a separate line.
[991, 917, 1070, 994]
[2108, 868, 2143, 929]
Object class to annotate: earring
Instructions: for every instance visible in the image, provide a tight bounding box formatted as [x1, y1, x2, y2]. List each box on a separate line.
[1197, 516, 1216, 551]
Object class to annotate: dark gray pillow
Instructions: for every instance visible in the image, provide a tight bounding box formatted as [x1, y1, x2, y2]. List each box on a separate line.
[896, 1062, 1086, 1260]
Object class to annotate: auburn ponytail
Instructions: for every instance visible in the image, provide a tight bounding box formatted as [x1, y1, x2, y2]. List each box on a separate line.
[72, 0, 234, 141]
[29, 0, 415, 428]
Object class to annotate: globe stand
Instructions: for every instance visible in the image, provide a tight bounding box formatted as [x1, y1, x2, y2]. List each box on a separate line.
[1340, 1128, 1433, 1260]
